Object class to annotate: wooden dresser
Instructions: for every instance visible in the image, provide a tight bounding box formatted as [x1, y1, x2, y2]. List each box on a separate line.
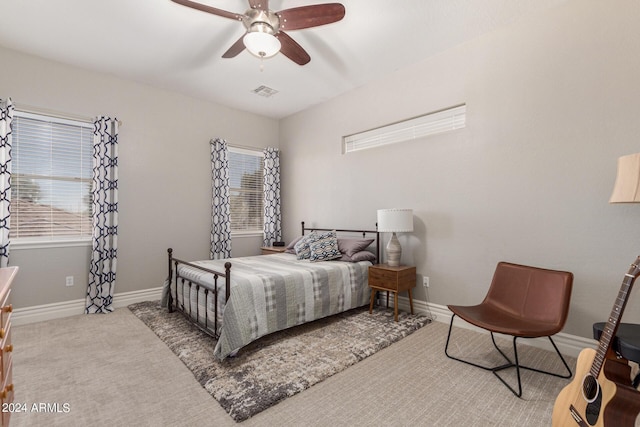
[0, 267, 17, 427]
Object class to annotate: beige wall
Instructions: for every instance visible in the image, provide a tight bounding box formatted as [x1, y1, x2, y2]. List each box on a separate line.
[279, 0, 640, 338]
[3, 0, 640, 341]
[0, 46, 278, 308]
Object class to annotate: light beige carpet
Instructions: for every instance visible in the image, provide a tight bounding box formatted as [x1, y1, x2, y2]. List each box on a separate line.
[9, 307, 598, 426]
[128, 301, 431, 421]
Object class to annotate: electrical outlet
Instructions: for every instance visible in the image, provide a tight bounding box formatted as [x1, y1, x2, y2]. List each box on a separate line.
[423, 276, 429, 288]
[65, 276, 74, 287]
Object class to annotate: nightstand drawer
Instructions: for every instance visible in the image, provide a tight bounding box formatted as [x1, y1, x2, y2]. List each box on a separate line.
[369, 265, 416, 291]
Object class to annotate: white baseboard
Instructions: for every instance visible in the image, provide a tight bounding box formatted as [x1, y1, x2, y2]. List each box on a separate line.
[12, 287, 163, 326]
[389, 294, 596, 358]
[14, 289, 597, 358]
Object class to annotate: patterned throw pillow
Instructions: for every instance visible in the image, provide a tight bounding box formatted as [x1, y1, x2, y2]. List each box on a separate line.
[294, 232, 315, 260]
[308, 230, 342, 262]
[285, 236, 304, 254]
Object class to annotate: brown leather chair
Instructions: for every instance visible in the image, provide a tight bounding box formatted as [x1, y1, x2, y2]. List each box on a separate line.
[444, 261, 573, 397]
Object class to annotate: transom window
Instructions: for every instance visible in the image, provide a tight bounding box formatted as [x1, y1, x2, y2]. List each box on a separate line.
[343, 104, 467, 153]
[11, 111, 93, 242]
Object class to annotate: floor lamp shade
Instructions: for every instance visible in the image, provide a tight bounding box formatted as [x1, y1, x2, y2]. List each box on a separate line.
[610, 153, 640, 203]
[377, 209, 413, 266]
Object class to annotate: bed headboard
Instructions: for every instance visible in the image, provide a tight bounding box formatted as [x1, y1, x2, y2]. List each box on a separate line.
[301, 221, 380, 260]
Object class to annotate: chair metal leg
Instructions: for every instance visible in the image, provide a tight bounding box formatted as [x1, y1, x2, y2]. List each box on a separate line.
[445, 315, 513, 372]
[491, 336, 523, 397]
[445, 314, 573, 398]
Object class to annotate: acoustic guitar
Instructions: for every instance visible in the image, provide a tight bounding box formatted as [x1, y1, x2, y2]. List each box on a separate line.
[552, 256, 640, 426]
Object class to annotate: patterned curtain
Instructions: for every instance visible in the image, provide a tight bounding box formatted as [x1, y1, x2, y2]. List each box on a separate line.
[263, 147, 281, 246]
[86, 117, 119, 314]
[210, 138, 231, 259]
[0, 99, 13, 268]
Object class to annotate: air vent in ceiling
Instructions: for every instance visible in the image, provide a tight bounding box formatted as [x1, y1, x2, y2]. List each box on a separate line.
[252, 85, 279, 98]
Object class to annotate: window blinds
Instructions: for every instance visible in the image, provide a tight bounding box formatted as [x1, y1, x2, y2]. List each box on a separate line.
[11, 111, 93, 240]
[228, 147, 264, 233]
[343, 104, 466, 153]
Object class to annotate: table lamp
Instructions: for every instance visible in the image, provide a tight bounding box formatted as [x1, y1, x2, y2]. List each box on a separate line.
[610, 153, 640, 203]
[377, 208, 414, 267]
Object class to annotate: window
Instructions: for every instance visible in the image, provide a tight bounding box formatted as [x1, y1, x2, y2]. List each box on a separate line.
[228, 146, 264, 234]
[343, 104, 466, 153]
[11, 111, 93, 242]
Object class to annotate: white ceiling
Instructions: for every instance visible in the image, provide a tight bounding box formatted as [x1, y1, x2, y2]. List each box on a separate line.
[0, 0, 566, 119]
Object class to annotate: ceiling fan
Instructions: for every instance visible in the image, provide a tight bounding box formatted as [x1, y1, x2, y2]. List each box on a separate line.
[170, 0, 346, 65]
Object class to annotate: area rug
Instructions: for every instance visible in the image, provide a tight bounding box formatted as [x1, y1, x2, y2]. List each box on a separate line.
[128, 300, 431, 422]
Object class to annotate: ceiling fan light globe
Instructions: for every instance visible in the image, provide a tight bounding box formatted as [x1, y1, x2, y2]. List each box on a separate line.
[243, 31, 281, 58]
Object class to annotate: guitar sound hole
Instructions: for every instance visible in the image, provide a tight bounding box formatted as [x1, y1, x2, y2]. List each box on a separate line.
[581, 374, 599, 403]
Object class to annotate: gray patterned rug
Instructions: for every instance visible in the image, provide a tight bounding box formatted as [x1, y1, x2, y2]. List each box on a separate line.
[128, 301, 431, 422]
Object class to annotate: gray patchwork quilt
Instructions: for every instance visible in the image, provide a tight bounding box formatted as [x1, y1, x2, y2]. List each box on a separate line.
[166, 253, 372, 359]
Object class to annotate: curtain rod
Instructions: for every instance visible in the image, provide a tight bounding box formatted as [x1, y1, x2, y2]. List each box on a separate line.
[14, 103, 123, 126]
[230, 144, 264, 152]
[210, 141, 266, 153]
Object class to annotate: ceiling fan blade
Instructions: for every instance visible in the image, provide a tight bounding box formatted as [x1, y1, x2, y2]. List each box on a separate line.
[277, 3, 345, 31]
[276, 32, 310, 65]
[248, 0, 268, 11]
[222, 34, 247, 58]
[170, 0, 243, 21]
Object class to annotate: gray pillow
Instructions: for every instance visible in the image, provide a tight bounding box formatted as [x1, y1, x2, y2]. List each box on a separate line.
[339, 251, 376, 263]
[337, 238, 375, 257]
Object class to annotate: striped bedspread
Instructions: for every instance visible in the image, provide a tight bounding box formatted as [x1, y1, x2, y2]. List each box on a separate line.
[170, 253, 372, 360]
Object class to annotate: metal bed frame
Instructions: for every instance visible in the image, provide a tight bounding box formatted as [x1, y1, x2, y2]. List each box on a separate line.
[166, 221, 379, 340]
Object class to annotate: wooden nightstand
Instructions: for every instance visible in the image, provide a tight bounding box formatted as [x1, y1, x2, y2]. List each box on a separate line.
[368, 264, 416, 321]
[261, 246, 287, 255]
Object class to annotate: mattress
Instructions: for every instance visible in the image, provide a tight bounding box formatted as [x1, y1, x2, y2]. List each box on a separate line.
[168, 252, 372, 359]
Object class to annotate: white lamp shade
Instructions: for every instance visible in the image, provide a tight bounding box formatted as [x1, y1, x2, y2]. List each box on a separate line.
[610, 153, 640, 203]
[377, 209, 414, 232]
[243, 31, 281, 58]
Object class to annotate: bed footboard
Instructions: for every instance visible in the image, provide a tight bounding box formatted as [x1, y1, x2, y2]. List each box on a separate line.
[166, 248, 231, 339]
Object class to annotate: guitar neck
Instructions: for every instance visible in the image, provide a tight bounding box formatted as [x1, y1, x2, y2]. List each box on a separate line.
[590, 259, 640, 378]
